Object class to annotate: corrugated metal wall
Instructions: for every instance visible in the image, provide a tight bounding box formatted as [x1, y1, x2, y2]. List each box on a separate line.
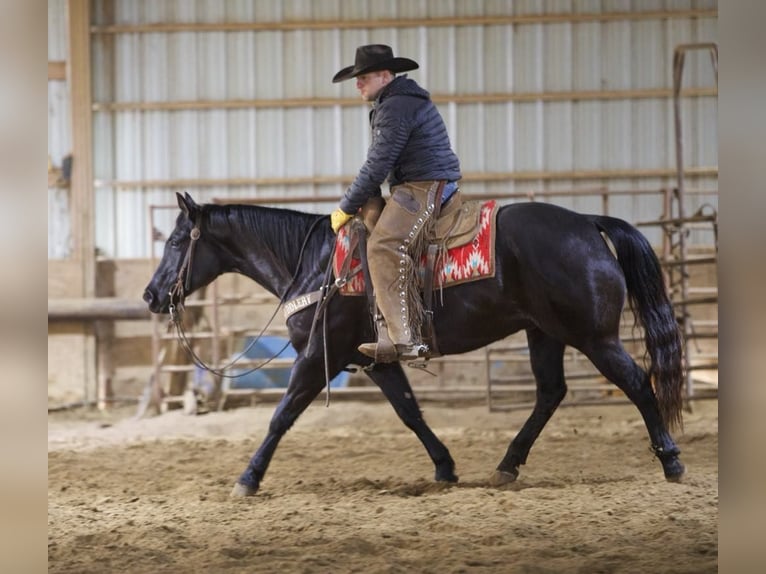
[48, 0, 718, 259]
[48, 0, 72, 258]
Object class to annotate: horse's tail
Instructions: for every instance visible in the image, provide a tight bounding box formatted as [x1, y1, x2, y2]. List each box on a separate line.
[589, 215, 684, 431]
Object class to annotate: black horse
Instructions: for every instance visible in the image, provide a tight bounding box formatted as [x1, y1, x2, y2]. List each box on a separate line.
[144, 192, 685, 497]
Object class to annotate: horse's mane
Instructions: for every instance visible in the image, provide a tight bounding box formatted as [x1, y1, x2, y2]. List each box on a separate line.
[204, 203, 329, 270]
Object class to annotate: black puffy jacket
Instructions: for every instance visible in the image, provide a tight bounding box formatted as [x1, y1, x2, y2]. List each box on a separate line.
[339, 75, 462, 214]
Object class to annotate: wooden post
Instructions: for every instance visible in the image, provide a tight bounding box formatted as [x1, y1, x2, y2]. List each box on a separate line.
[95, 320, 114, 410]
[67, 0, 97, 404]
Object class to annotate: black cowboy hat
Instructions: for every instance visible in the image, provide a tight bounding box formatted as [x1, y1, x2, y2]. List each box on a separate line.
[332, 44, 419, 83]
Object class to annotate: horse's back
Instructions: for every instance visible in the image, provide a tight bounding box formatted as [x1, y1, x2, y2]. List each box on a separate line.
[498, 201, 604, 238]
[496, 202, 619, 271]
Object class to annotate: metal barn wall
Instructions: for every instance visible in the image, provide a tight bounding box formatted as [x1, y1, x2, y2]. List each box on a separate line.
[48, 0, 72, 258]
[50, 0, 718, 259]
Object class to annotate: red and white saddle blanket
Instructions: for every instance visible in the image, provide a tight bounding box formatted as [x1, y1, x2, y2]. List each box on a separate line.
[333, 200, 499, 296]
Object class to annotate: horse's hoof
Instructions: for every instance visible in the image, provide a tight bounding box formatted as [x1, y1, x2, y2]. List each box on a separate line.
[664, 466, 686, 483]
[663, 460, 686, 483]
[436, 473, 459, 484]
[489, 469, 518, 487]
[435, 466, 459, 483]
[230, 482, 258, 497]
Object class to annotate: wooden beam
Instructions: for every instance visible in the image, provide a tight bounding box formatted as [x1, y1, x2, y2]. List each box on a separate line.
[91, 87, 717, 112]
[90, 9, 717, 34]
[67, 0, 95, 296]
[209, 187, 717, 207]
[93, 166, 719, 190]
[48, 298, 151, 321]
[67, 0, 97, 404]
[48, 61, 66, 81]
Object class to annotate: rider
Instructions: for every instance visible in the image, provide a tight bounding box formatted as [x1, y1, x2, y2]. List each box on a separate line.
[329, 44, 462, 362]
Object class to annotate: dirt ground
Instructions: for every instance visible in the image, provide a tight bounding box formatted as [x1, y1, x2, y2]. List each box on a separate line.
[48, 396, 718, 574]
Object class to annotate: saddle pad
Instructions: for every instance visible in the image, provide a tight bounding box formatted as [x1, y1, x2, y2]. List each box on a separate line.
[333, 200, 498, 296]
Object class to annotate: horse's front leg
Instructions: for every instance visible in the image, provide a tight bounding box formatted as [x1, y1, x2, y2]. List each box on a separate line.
[230, 357, 324, 497]
[365, 362, 458, 483]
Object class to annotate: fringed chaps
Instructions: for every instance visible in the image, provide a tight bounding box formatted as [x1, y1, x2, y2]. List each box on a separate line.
[366, 181, 442, 346]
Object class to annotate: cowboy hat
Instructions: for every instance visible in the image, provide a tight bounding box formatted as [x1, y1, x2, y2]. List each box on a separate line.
[332, 44, 418, 83]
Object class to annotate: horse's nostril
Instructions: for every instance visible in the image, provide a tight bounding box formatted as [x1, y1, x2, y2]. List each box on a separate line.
[143, 290, 154, 305]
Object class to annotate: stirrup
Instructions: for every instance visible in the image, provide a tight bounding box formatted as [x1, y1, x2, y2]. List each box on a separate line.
[395, 343, 429, 361]
[358, 340, 397, 363]
[357, 341, 429, 363]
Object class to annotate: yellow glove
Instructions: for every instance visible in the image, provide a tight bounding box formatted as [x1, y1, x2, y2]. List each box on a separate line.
[330, 208, 354, 233]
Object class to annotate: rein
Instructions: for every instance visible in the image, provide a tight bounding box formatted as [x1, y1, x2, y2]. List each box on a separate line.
[167, 213, 326, 382]
[301, 220, 367, 405]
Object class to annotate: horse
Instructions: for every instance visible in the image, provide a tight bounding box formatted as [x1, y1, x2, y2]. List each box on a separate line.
[144, 192, 686, 497]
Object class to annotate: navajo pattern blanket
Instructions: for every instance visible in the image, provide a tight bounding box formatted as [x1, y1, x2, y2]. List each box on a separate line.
[333, 200, 498, 296]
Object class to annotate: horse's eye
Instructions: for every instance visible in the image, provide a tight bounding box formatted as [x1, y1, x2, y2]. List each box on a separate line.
[170, 239, 179, 248]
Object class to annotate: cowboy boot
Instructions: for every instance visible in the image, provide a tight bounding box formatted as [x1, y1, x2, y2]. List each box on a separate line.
[360, 301, 428, 362]
[357, 181, 439, 362]
[360, 311, 398, 363]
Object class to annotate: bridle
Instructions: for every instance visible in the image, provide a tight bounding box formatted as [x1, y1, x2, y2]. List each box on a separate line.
[167, 223, 200, 319]
[165, 213, 330, 384]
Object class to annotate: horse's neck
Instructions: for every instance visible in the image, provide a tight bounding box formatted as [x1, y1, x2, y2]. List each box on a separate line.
[212, 206, 325, 298]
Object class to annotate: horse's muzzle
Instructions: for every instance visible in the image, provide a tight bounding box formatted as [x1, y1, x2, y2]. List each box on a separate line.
[143, 288, 163, 313]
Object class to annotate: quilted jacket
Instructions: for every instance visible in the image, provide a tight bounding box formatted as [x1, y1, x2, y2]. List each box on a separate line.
[339, 75, 462, 214]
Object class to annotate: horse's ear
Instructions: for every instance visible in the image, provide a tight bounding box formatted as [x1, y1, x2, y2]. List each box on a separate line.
[177, 192, 199, 217]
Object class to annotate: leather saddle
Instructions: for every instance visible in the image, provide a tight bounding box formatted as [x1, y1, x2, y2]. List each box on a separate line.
[357, 191, 485, 251]
[337, 190, 488, 357]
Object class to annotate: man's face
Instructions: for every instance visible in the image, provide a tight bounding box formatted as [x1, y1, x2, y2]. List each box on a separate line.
[355, 71, 391, 101]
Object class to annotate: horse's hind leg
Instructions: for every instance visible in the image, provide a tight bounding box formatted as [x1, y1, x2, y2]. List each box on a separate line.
[582, 338, 685, 481]
[491, 328, 566, 486]
[365, 362, 458, 483]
